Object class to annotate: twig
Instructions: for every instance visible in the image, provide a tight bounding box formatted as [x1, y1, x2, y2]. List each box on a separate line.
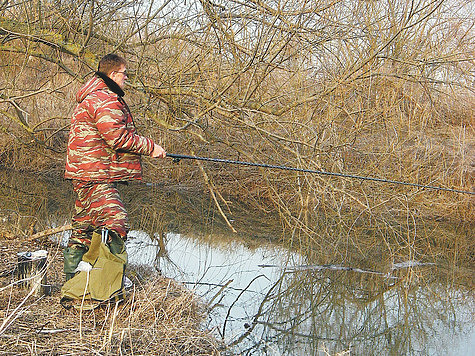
[222, 274, 268, 339]
[36, 328, 76, 334]
[206, 279, 233, 309]
[195, 156, 237, 232]
[28, 224, 72, 241]
[0, 284, 36, 335]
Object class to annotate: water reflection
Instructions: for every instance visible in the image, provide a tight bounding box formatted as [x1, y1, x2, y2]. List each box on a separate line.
[126, 231, 296, 335]
[126, 231, 474, 355]
[257, 266, 474, 355]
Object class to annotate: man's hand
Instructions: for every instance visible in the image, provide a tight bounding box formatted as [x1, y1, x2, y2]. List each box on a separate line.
[151, 144, 166, 158]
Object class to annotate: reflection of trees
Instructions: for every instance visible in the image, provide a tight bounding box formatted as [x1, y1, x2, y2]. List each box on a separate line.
[122, 182, 284, 248]
[0, 167, 282, 244]
[229, 268, 470, 355]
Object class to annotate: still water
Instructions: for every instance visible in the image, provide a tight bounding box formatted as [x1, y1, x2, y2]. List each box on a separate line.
[125, 231, 474, 356]
[0, 169, 473, 355]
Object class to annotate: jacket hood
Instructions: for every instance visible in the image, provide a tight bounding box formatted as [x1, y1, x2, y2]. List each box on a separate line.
[76, 72, 125, 103]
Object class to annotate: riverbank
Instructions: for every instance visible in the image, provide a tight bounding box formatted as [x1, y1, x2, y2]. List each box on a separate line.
[0, 236, 221, 355]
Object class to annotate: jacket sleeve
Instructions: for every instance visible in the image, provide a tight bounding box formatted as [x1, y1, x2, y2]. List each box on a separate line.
[94, 99, 155, 156]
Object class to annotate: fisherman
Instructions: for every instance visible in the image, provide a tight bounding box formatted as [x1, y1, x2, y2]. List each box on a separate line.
[63, 53, 166, 282]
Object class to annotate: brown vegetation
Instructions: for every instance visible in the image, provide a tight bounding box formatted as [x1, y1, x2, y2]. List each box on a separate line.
[0, 237, 221, 355]
[0, 0, 473, 272]
[1, 2, 473, 353]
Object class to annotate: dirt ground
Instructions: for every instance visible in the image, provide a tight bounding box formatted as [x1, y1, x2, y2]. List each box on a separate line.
[0, 233, 222, 355]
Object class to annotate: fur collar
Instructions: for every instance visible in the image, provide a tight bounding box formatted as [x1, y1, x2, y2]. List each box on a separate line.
[95, 71, 125, 97]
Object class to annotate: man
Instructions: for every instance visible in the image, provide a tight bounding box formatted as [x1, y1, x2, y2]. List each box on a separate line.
[63, 53, 166, 281]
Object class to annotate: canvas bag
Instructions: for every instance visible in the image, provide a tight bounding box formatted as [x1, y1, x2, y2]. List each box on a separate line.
[61, 230, 127, 307]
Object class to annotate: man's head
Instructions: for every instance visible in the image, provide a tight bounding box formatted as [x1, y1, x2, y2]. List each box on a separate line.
[98, 54, 128, 89]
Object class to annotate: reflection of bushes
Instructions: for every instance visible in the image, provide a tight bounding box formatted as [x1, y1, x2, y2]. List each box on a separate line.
[0, 168, 74, 236]
[2, 166, 471, 275]
[245, 265, 470, 356]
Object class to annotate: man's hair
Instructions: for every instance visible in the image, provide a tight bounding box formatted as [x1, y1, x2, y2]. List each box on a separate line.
[98, 54, 126, 75]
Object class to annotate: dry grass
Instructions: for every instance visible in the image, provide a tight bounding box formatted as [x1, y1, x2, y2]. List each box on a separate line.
[0, 237, 221, 356]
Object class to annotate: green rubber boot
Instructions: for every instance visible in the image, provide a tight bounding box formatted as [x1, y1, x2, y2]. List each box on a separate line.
[108, 230, 126, 255]
[63, 244, 86, 281]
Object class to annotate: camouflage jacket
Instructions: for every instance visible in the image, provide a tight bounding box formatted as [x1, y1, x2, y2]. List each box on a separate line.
[65, 73, 154, 182]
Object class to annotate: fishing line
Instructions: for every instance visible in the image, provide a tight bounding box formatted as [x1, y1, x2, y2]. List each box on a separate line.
[167, 153, 474, 196]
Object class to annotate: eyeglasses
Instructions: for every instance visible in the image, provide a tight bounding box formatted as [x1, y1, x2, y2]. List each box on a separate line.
[114, 70, 128, 76]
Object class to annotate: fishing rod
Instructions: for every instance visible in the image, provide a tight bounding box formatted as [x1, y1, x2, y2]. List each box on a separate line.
[167, 153, 475, 196]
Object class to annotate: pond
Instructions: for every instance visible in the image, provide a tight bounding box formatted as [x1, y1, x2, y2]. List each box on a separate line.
[0, 168, 473, 355]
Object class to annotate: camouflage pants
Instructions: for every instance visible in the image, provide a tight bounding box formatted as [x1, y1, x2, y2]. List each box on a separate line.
[69, 180, 128, 247]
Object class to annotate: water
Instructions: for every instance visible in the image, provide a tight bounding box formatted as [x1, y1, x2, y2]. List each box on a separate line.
[127, 231, 296, 337]
[125, 231, 474, 355]
[0, 169, 473, 355]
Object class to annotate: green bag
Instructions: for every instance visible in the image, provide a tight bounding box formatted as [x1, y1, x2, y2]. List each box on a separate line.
[60, 233, 127, 309]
